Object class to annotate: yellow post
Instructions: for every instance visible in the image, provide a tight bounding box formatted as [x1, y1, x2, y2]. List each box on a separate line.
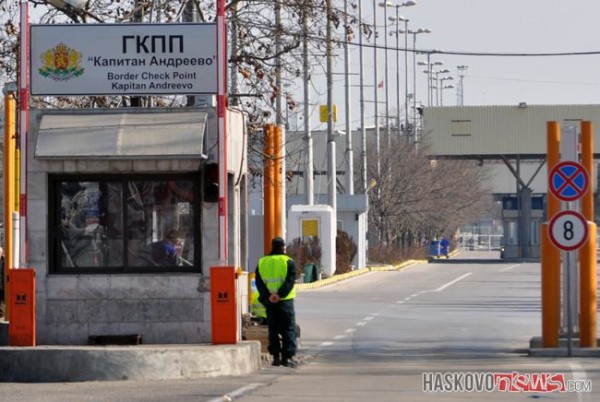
[579, 121, 596, 347]
[273, 125, 282, 239]
[542, 122, 560, 348]
[3, 91, 17, 320]
[263, 125, 275, 254]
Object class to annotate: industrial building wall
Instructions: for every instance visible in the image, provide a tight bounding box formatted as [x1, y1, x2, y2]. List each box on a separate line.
[423, 105, 600, 157]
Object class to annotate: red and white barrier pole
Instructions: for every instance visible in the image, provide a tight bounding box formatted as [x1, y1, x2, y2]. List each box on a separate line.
[216, 0, 228, 264]
[18, 0, 29, 269]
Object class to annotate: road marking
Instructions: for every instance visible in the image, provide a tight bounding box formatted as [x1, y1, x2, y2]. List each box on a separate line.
[569, 362, 587, 402]
[500, 264, 520, 272]
[396, 301, 404, 304]
[345, 328, 357, 333]
[320, 341, 333, 347]
[364, 316, 374, 321]
[404, 296, 412, 301]
[206, 383, 264, 402]
[356, 321, 367, 326]
[333, 334, 346, 340]
[434, 273, 472, 292]
[370, 312, 380, 316]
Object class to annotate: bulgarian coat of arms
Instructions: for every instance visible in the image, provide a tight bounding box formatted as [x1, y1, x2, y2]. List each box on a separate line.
[39, 43, 84, 80]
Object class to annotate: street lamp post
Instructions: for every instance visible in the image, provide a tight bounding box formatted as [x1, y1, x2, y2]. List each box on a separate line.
[405, 28, 431, 143]
[418, 57, 443, 106]
[439, 76, 454, 106]
[434, 70, 450, 105]
[372, 0, 381, 183]
[440, 84, 455, 106]
[358, 0, 367, 192]
[379, 2, 392, 147]
[389, 15, 407, 139]
[457, 65, 469, 106]
[427, 68, 450, 106]
[382, 1, 416, 144]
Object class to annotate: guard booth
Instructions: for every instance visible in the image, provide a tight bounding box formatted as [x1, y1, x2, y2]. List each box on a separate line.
[24, 107, 248, 345]
[502, 194, 545, 260]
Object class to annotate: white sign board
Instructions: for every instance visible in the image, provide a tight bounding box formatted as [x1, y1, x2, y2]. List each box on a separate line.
[549, 210, 588, 251]
[30, 24, 216, 95]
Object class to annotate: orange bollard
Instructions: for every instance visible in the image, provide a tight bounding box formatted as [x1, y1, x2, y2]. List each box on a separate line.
[541, 122, 560, 348]
[210, 266, 237, 344]
[8, 269, 36, 346]
[541, 223, 560, 347]
[579, 121, 596, 347]
[273, 125, 283, 239]
[263, 125, 275, 254]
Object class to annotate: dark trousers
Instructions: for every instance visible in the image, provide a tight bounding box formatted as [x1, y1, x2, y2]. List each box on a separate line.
[265, 298, 297, 358]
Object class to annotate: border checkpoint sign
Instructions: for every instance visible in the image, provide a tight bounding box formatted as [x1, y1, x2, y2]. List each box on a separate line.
[548, 161, 589, 202]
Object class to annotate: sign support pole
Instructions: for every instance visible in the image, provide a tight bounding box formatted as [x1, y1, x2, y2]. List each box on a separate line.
[559, 125, 578, 339]
[547, 121, 593, 354]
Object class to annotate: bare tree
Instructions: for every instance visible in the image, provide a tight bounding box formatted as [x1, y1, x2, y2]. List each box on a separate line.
[364, 135, 494, 252]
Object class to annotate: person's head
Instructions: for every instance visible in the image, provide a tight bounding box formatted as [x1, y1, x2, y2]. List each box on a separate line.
[166, 230, 180, 244]
[271, 237, 286, 254]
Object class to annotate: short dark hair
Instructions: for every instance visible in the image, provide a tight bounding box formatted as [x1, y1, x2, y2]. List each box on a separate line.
[271, 237, 286, 247]
[166, 229, 180, 241]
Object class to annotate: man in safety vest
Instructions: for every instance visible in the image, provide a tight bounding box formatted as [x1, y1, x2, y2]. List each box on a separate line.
[255, 237, 298, 367]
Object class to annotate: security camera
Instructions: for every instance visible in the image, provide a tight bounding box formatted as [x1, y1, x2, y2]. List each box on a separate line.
[262, 110, 271, 118]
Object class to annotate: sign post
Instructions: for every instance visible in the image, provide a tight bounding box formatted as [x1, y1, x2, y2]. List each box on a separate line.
[547, 149, 590, 356]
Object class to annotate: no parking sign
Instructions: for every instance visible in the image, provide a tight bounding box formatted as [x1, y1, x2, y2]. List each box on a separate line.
[548, 161, 589, 202]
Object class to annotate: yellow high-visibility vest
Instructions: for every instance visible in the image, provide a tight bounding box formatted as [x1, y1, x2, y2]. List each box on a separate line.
[257, 254, 296, 300]
[250, 291, 267, 318]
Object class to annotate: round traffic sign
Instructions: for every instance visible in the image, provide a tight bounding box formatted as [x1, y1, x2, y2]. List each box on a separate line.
[548, 161, 589, 202]
[549, 211, 589, 251]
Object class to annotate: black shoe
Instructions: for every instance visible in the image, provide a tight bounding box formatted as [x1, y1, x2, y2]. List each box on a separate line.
[281, 357, 298, 368]
[271, 355, 281, 366]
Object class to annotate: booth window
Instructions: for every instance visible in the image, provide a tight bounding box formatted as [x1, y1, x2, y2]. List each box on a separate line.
[49, 174, 200, 274]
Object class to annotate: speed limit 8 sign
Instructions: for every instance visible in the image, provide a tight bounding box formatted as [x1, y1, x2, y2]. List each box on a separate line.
[549, 211, 589, 251]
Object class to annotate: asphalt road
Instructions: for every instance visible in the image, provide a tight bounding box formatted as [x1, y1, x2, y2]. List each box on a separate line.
[2, 250, 599, 401]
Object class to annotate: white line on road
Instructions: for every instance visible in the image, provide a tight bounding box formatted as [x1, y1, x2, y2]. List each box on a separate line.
[500, 264, 520, 272]
[364, 316, 374, 321]
[345, 328, 357, 333]
[396, 301, 404, 304]
[320, 341, 333, 347]
[434, 273, 472, 292]
[569, 362, 587, 402]
[333, 335, 346, 340]
[206, 383, 264, 402]
[356, 321, 367, 326]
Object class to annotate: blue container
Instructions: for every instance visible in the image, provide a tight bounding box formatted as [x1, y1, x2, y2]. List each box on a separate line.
[428, 241, 440, 257]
